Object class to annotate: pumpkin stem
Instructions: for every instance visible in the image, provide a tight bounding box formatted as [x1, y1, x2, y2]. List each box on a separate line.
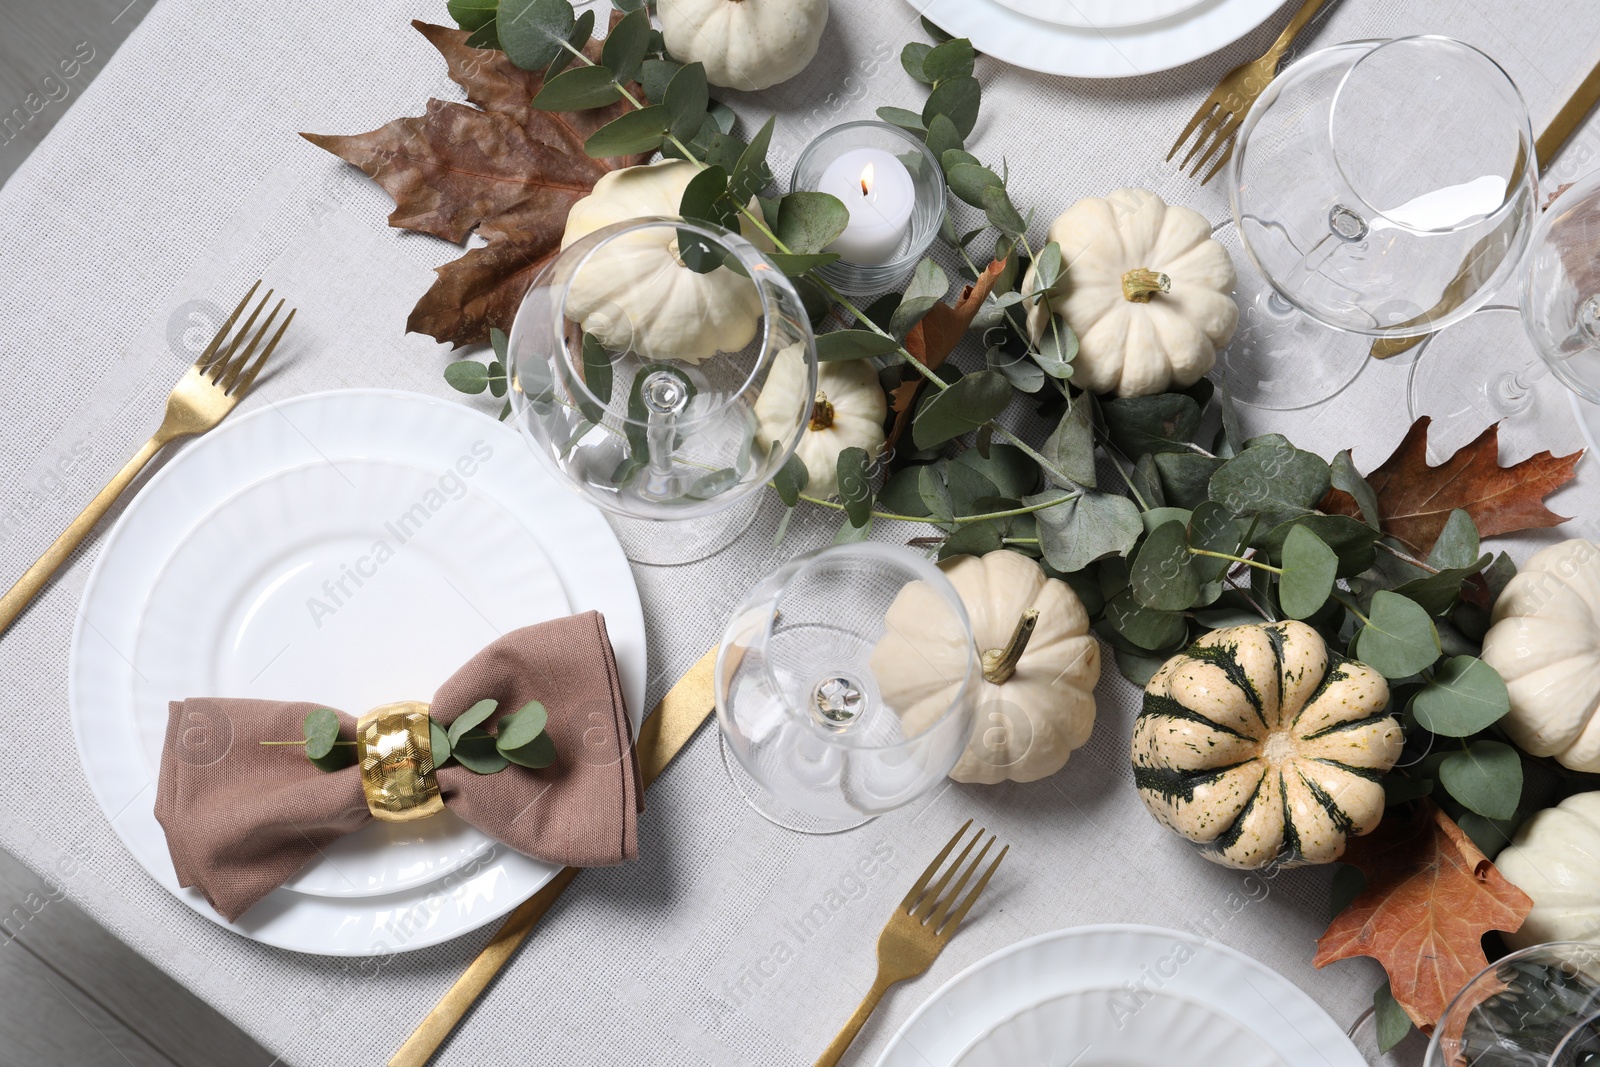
[1121, 268, 1171, 303]
[809, 391, 834, 431]
[982, 609, 1039, 685]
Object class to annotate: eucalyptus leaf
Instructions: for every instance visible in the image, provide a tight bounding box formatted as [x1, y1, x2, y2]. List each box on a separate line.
[918, 464, 955, 523]
[980, 184, 1027, 240]
[923, 114, 964, 170]
[1280, 525, 1338, 620]
[901, 40, 933, 82]
[765, 252, 840, 276]
[945, 163, 1003, 209]
[498, 0, 575, 71]
[890, 258, 950, 337]
[1457, 811, 1518, 860]
[773, 451, 809, 507]
[1186, 502, 1246, 584]
[1042, 399, 1097, 488]
[838, 447, 872, 528]
[1440, 740, 1522, 820]
[989, 345, 1046, 393]
[879, 466, 929, 518]
[576, 332, 613, 424]
[876, 106, 927, 133]
[940, 521, 1004, 559]
[1356, 591, 1440, 679]
[429, 719, 452, 770]
[448, 0, 497, 31]
[678, 163, 735, 229]
[1208, 439, 1332, 529]
[1104, 590, 1189, 651]
[1258, 514, 1379, 579]
[1427, 509, 1480, 570]
[584, 104, 668, 157]
[1032, 319, 1078, 378]
[772, 191, 850, 255]
[448, 698, 500, 748]
[452, 728, 511, 774]
[833, 513, 872, 544]
[1374, 981, 1412, 1054]
[1330, 449, 1381, 531]
[640, 57, 682, 104]
[495, 700, 549, 750]
[912, 371, 1011, 448]
[922, 37, 976, 82]
[1100, 393, 1201, 458]
[600, 6, 650, 83]
[1392, 553, 1493, 616]
[444, 359, 490, 395]
[1131, 520, 1202, 611]
[1032, 242, 1063, 292]
[953, 443, 1037, 499]
[815, 330, 900, 361]
[1152, 452, 1223, 510]
[1112, 644, 1171, 687]
[923, 74, 981, 139]
[303, 707, 341, 761]
[1411, 656, 1510, 737]
[1029, 488, 1143, 573]
[501, 732, 558, 769]
[465, 19, 501, 49]
[1140, 506, 1192, 535]
[729, 116, 775, 203]
[662, 62, 710, 142]
[921, 14, 954, 41]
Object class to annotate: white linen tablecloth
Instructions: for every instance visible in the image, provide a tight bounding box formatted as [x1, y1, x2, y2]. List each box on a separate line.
[1, 0, 1597, 1063]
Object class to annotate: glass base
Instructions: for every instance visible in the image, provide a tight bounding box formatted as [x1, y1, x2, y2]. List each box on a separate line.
[718, 732, 875, 835]
[605, 492, 762, 566]
[1406, 305, 1588, 464]
[1211, 220, 1371, 410]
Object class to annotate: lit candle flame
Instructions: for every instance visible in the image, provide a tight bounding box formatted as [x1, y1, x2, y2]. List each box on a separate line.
[860, 162, 874, 198]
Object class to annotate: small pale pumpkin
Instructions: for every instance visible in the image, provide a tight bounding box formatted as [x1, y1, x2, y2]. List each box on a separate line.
[1481, 539, 1600, 771]
[1022, 188, 1238, 398]
[1132, 620, 1401, 869]
[659, 0, 830, 91]
[561, 159, 769, 362]
[753, 345, 885, 497]
[872, 551, 1101, 784]
[1497, 791, 1600, 948]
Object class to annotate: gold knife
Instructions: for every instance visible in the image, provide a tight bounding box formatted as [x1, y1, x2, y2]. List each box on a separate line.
[387, 644, 719, 1067]
[1371, 57, 1600, 358]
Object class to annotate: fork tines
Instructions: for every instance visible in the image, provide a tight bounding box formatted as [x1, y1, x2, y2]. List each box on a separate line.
[198, 279, 295, 396]
[1168, 101, 1242, 185]
[903, 819, 1008, 937]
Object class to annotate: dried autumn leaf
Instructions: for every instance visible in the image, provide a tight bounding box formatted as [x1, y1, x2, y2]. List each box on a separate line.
[887, 258, 1006, 449]
[301, 20, 650, 348]
[1320, 417, 1581, 554]
[1314, 802, 1531, 1030]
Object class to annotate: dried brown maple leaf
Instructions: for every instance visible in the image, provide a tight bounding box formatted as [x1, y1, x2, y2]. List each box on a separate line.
[887, 258, 1007, 450]
[301, 20, 650, 348]
[1314, 802, 1531, 1030]
[1319, 416, 1581, 554]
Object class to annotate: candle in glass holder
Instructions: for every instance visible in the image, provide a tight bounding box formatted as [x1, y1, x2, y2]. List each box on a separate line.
[817, 148, 916, 265]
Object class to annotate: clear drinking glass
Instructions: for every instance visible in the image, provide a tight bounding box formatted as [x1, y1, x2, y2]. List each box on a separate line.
[1225, 36, 1538, 409]
[506, 217, 815, 564]
[1428, 942, 1600, 1066]
[715, 543, 978, 833]
[1522, 168, 1600, 403]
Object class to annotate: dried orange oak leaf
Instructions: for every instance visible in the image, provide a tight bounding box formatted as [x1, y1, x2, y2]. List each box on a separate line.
[1320, 416, 1581, 554]
[1314, 803, 1531, 1030]
[887, 258, 1007, 449]
[301, 20, 650, 348]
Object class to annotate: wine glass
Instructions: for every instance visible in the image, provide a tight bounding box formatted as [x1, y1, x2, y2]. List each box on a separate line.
[1223, 36, 1538, 410]
[1429, 942, 1600, 1066]
[506, 217, 815, 565]
[715, 543, 978, 834]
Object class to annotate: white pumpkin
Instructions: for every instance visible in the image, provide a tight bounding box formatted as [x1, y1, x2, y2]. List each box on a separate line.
[658, 0, 830, 92]
[872, 551, 1101, 784]
[1022, 188, 1238, 398]
[752, 344, 884, 497]
[1133, 621, 1402, 869]
[1497, 792, 1600, 948]
[1482, 539, 1600, 771]
[561, 159, 768, 363]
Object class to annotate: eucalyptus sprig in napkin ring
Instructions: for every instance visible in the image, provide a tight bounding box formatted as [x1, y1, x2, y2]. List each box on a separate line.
[153, 612, 642, 921]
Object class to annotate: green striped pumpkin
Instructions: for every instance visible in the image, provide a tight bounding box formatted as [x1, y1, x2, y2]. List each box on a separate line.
[1131, 620, 1402, 869]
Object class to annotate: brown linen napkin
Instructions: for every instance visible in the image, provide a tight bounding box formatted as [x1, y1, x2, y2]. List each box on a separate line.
[153, 611, 642, 921]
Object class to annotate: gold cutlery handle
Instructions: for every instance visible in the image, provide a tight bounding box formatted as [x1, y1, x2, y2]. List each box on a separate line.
[0, 433, 168, 636]
[1264, 0, 1331, 64]
[813, 977, 892, 1067]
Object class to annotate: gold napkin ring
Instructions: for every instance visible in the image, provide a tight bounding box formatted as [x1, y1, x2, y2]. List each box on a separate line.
[356, 701, 445, 823]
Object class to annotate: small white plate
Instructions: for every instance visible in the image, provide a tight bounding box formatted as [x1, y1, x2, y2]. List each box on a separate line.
[70, 390, 647, 955]
[914, 0, 1287, 79]
[877, 925, 1364, 1067]
[954, 987, 1286, 1067]
[991, 0, 1209, 31]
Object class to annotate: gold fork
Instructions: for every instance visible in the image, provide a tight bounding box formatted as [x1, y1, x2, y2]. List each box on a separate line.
[813, 820, 1008, 1067]
[1168, 0, 1332, 184]
[0, 282, 293, 636]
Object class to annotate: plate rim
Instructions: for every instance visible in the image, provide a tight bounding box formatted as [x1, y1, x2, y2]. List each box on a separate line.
[875, 922, 1363, 1067]
[68, 387, 648, 955]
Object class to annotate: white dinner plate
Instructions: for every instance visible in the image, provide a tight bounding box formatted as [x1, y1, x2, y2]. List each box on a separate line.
[954, 987, 1286, 1067]
[70, 389, 647, 954]
[877, 924, 1364, 1067]
[991, 0, 1209, 31]
[914, 0, 1288, 79]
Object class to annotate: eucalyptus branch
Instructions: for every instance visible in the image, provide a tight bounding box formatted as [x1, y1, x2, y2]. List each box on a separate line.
[1188, 547, 1282, 574]
[1375, 540, 1442, 575]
